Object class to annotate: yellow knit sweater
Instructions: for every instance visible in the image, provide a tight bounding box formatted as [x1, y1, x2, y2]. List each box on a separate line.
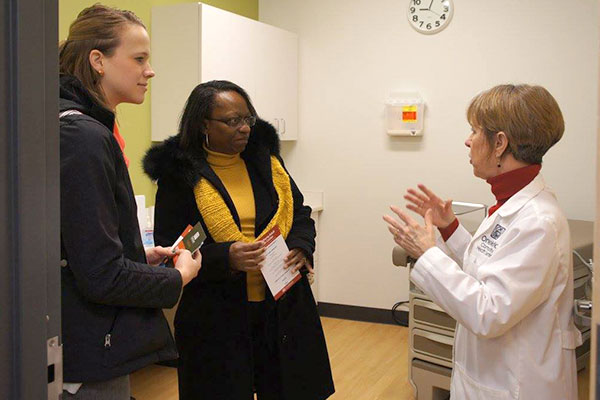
[204, 147, 265, 302]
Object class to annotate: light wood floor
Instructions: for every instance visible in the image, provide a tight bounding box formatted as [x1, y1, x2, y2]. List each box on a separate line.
[131, 317, 590, 400]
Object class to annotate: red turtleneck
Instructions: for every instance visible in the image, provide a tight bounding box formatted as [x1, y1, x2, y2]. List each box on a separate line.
[439, 164, 541, 241]
[113, 123, 129, 168]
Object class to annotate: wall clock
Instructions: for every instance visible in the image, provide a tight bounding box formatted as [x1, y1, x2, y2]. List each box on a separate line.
[407, 0, 454, 35]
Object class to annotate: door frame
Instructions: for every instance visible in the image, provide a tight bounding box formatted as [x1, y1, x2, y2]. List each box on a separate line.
[0, 0, 60, 398]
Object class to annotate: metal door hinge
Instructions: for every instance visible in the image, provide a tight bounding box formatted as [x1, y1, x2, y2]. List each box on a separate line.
[47, 336, 63, 400]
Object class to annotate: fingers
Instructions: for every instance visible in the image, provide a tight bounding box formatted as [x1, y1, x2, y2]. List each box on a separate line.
[443, 199, 453, 212]
[238, 241, 264, 251]
[289, 258, 305, 273]
[242, 265, 263, 272]
[417, 184, 438, 200]
[284, 248, 302, 261]
[285, 248, 307, 272]
[405, 203, 422, 215]
[383, 214, 403, 231]
[234, 241, 265, 257]
[406, 189, 429, 204]
[390, 205, 418, 227]
[304, 262, 314, 274]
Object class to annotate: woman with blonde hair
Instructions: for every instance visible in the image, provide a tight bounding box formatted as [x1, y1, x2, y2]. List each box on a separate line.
[59, 5, 201, 399]
[384, 84, 580, 399]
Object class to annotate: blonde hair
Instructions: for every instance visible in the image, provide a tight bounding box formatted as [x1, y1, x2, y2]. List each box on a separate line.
[466, 84, 564, 164]
[59, 4, 146, 109]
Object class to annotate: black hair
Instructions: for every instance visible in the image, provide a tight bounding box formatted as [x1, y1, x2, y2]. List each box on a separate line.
[178, 80, 256, 154]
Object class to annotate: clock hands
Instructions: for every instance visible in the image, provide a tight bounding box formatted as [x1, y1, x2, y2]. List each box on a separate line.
[420, 0, 441, 16]
[420, 0, 434, 11]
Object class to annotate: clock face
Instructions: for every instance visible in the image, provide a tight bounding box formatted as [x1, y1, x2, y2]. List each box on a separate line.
[407, 0, 454, 35]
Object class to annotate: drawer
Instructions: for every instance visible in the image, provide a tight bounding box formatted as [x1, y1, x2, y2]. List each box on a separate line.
[573, 263, 591, 281]
[411, 299, 456, 333]
[411, 328, 454, 364]
[576, 329, 591, 371]
[573, 276, 589, 301]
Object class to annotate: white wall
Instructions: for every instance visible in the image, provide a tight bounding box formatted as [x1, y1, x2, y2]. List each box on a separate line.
[259, 0, 598, 309]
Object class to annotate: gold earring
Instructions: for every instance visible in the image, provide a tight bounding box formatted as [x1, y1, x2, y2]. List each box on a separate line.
[497, 155, 501, 168]
[98, 69, 104, 76]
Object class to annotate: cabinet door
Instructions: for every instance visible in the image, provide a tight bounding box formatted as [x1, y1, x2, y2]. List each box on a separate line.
[200, 4, 257, 105]
[253, 23, 298, 140]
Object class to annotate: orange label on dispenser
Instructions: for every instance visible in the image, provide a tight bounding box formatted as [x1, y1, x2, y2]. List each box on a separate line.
[402, 105, 417, 123]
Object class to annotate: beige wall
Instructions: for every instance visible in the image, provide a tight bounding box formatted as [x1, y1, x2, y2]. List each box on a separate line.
[59, 0, 258, 204]
[259, 0, 598, 309]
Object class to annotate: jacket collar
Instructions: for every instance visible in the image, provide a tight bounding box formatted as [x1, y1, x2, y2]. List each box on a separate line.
[143, 118, 280, 189]
[59, 75, 115, 131]
[143, 126, 280, 233]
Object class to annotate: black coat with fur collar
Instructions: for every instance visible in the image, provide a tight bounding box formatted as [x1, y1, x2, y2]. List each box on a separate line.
[143, 120, 334, 400]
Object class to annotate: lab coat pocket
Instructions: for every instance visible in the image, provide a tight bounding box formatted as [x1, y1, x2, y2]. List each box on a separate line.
[452, 363, 514, 400]
[561, 328, 583, 349]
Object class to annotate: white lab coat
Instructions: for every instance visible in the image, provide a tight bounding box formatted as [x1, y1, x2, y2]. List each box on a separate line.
[411, 174, 581, 400]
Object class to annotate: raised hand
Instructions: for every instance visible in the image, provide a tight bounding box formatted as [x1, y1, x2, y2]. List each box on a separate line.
[404, 184, 455, 228]
[383, 207, 436, 259]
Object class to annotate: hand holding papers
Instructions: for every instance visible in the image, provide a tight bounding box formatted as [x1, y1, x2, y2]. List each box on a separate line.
[168, 222, 206, 265]
[259, 225, 302, 300]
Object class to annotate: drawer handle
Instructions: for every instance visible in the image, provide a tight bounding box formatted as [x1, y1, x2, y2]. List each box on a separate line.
[413, 329, 454, 346]
[413, 299, 445, 313]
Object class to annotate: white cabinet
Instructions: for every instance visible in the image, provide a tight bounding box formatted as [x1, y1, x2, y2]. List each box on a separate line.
[151, 2, 298, 141]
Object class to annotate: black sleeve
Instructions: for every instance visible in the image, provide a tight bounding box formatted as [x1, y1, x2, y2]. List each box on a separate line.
[277, 156, 316, 265]
[60, 118, 182, 309]
[154, 173, 236, 282]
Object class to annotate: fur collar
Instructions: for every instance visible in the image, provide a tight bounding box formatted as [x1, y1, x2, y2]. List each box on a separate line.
[143, 118, 280, 188]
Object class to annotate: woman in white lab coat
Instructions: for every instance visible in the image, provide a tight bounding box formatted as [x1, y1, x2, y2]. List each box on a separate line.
[383, 84, 581, 400]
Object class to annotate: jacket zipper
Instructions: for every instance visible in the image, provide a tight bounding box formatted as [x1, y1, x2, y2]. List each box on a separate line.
[104, 309, 121, 349]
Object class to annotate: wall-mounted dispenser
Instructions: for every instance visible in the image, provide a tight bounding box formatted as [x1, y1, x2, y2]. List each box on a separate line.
[385, 92, 424, 136]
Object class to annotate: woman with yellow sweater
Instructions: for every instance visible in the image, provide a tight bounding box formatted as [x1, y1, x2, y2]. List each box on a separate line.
[144, 80, 334, 400]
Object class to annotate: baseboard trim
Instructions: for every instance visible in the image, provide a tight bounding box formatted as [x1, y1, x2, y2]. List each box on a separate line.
[317, 302, 408, 327]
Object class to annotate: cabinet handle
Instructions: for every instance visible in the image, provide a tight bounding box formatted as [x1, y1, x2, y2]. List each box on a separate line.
[274, 118, 280, 133]
[281, 118, 286, 134]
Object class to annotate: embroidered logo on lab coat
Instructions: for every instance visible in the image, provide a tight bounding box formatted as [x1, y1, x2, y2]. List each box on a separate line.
[490, 224, 506, 240]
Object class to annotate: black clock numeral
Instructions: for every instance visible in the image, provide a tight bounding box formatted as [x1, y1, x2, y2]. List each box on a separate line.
[410, 6, 416, 13]
[440, 13, 446, 20]
[443, 6, 449, 12]
[413, 15, 418, 22]
[413, 0, 421, 5]
[426, 23, 432, 30]
[435, 21, 440, 27]
[419, 21, 424, 27]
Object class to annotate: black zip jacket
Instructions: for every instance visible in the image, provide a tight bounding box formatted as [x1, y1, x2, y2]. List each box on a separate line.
[59, 75, 181, 382]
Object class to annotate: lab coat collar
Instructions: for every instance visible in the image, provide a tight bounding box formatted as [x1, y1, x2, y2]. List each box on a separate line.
[496, 173, 548, 217]
[466, 173, 550, 262]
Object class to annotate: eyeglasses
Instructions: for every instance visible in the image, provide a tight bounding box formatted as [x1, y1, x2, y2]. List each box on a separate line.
[207, 115, 257, 129]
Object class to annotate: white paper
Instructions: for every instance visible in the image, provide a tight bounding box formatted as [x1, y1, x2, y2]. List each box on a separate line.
[259, 226, 301, 300]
